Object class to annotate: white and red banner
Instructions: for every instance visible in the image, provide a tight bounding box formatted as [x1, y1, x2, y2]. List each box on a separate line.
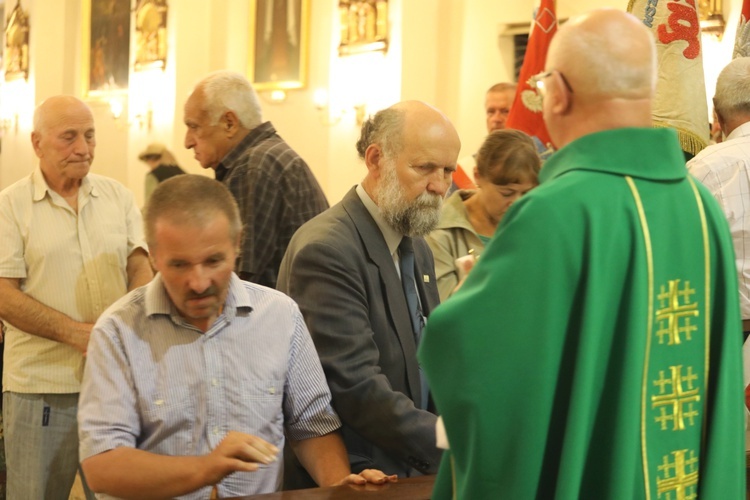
[627, 0, 708, 156]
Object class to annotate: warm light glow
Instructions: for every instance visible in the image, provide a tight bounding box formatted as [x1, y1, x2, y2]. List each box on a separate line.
[109, 97, 124, 120]
[270, 90, 287, 103]
[313, 88, 329, 109]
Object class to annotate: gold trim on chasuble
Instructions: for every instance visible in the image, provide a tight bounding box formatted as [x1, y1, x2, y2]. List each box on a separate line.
[627, 176, 710, 500]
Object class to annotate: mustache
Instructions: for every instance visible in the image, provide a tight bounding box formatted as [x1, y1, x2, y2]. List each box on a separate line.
[186, 286, 219, 300]
[414, 192, 442, 209]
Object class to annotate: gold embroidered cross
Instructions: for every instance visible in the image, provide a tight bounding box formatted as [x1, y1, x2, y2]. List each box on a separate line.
[651, 365, 701, 431]
[655, 279, 699, 345]
[656, 449, 698, 500]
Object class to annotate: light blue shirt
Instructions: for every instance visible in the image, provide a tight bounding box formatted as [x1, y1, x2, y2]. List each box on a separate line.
[78, 274, 341, 499]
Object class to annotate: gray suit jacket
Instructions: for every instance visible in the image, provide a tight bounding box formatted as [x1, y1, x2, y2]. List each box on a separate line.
[277, 187, 442, 480]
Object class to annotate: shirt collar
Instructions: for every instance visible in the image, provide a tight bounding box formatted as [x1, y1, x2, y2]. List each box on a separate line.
[144, 273, 253, 324]
[31, 166, 95, 202]
[540, 127, 687, 185]
[216, 121, 276, 175]
[725, 121, 750, 141]
[356, 183, 402, 257]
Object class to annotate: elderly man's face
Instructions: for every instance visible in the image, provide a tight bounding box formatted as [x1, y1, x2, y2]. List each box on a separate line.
[150, 212, 238, 332]
[375, 120, 459, 236]
[32, 99, 96, 185]
[183, 89, 233, 170]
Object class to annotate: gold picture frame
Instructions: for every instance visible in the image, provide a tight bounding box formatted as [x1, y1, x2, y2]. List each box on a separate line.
[134, 0, 168, 71]
[81, 0, 131, 97]
[338, 0, 388, 56]
[248, 0, 310, 91]
[4, 0, 30, 81]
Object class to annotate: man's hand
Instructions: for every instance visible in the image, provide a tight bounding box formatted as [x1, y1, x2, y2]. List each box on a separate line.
[202, 431, 279, 485]
[333, 469, 398, 486]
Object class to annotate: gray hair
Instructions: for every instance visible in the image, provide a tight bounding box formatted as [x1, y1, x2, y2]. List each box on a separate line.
[714, 57, 750, 122]
[355, 107, 405, 160]
[199, 70, 263, 129]
[144, 174, 241, 248]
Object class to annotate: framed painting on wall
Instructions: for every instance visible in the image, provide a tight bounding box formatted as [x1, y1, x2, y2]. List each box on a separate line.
[338, 0, 388, 56]
[4, 0, 30, 81]
[248, 0, 310, 91]
[134, 0, 168, 71]
[82, 0, 131, 96]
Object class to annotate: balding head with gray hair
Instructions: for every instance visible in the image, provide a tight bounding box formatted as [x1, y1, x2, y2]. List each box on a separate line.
[197, 70, 263, 130]
[713, 58, 750, 133]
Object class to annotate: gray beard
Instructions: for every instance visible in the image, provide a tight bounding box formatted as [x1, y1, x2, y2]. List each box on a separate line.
[377, 164, 442, 237]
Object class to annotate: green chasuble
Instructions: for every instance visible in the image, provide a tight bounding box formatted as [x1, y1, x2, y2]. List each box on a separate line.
[419, 128, 745, 499]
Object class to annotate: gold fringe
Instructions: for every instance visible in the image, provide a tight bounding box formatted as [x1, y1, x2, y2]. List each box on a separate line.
[653, 121, 707, 156]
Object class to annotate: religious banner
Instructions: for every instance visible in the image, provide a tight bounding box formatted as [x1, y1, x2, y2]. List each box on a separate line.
[734, 0, 750, 57]
[505, 0, 557, 151]
[627, 0, 708, 156]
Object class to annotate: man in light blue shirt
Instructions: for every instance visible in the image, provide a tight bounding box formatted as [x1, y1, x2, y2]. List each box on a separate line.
[78, 175, 394, 499]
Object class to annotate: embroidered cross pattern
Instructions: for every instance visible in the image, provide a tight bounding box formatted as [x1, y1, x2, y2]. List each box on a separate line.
[655, 279, 699, 345]
[651, 365, 700, 431]
[656, 449, 698, 500]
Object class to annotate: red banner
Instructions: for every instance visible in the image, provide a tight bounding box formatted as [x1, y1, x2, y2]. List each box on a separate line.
[505, 0, 557, 149]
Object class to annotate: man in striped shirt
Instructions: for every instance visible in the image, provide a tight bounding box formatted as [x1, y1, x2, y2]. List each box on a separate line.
[78, 175, 394, 499]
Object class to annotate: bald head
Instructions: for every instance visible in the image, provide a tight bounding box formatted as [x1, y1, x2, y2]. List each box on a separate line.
[30, 95, 96, 191]
[33, 95, 93, 134]
[547, 8, 655, 100]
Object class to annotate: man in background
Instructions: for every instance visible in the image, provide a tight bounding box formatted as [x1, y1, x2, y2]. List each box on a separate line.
[420, 9, 744, 498]
[688, 57, 750, 341]
[0, 95, 153, 499]
[183, 70, 328, 289]
[278, 100, 459, 484]
[450, 82, 517, 194]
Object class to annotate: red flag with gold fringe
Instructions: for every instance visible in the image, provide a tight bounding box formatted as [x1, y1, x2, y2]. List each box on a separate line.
[505, 0, 557, 150]
[627, 0, 708, 156]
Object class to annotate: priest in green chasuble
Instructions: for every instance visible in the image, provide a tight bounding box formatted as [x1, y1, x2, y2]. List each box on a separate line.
[419, 8, 745, 499]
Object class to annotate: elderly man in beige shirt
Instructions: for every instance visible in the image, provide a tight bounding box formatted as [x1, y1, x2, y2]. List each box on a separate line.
[0, 95, 153, 500]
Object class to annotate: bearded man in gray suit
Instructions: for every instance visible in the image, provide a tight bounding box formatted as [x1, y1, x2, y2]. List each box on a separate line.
[278, 100, 460, 485]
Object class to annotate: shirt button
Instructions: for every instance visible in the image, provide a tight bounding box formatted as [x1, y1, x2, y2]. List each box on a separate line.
[213, 427, 219, 435]
[212, 379, 218, 387]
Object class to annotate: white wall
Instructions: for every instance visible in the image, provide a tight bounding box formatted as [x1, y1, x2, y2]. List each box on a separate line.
[0, 0, 743, 205]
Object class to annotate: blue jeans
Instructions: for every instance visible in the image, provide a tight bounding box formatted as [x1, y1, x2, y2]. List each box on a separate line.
[3, 392, 94, 500]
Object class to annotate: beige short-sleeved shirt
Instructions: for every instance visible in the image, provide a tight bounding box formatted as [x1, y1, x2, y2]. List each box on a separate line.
[0, 168, 147, 393]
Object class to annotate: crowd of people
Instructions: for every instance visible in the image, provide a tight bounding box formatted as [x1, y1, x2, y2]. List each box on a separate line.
[0, 7, 745, 499]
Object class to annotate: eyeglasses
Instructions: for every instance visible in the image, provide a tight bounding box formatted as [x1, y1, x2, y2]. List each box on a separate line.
[531, 70, 574, 95]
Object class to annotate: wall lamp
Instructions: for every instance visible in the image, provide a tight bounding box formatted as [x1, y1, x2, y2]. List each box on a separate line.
[313, 88, 366, 126]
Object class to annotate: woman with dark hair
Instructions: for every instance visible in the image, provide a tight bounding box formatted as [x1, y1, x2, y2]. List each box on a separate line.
[426, 129, 541, 300]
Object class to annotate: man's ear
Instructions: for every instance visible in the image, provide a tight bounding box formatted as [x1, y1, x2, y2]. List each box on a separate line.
[364, 144, 384, 176]
[222, 111, 242, 138]
[550, 72, 572, 115]
[31, 131, 42, 158]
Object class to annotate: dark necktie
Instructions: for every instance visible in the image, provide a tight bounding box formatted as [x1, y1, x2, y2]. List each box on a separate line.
[399, 237, 429, 409]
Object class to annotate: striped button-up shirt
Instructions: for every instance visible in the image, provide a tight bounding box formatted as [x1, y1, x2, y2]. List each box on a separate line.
[0, 168, 146, 393]
[78, 274, 341, 498]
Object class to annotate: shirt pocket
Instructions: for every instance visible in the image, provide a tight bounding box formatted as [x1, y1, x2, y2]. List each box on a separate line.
[234, 379, 285, 446]
[140, 386, 195, 455]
